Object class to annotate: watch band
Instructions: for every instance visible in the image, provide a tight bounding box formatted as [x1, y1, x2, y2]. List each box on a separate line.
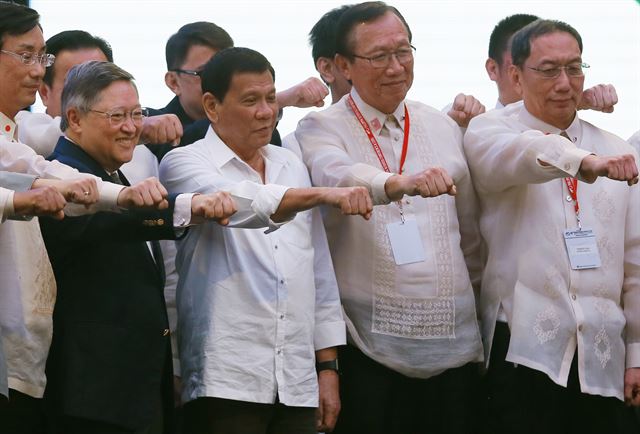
[316, 359, 339, 373]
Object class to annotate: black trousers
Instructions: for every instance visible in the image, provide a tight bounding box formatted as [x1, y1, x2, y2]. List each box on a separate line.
[485, 321, 640, 434]
[182, 397, 316, 434]
[0, 389, 47, 434]
[333, 344, 481, 434]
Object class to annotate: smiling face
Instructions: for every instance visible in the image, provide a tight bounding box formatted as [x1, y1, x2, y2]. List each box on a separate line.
[0, 25, 46, 118]
[67, 80, 141, 172]
[337, 11, 413, 114]
[511, 31, 584, 129]
[204, 70, 278, 159]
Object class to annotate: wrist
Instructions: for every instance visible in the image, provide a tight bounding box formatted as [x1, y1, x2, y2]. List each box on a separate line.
[316, 359, 339, 374]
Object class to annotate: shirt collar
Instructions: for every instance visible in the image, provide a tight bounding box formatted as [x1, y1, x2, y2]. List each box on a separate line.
[349, 88, 406, 136]
[0, 112, 17, 141]
[203, 125, 287, 182]
[519, 105, 582, 145]
[495, 99, 505, 110]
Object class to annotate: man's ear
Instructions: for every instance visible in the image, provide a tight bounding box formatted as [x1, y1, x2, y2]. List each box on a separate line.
[334, 54, 352, 82]
[66, 107, 83, 134]
[202, 92, 219, 124]
[39, 83, 51, 107]
[485, 58, 499, 82]
[165, 71, 181, 96]
[508, 64, 523, 97]
[315, 57, 335, 85]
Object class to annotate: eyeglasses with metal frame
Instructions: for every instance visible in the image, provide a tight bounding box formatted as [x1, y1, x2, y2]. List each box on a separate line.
[170, 68, 203, 78]
[526, 62, 590, 79]
[88, 107, 149, 127]
[0, 50, 55, 67]
[352, 45, 416, 69]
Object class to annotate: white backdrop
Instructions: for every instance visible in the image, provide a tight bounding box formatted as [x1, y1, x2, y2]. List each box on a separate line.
[32, 0, 640, 140]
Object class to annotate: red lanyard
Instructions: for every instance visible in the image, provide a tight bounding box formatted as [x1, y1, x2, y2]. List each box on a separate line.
[564, 177, 582, 229]
[347, 95, 410, 175]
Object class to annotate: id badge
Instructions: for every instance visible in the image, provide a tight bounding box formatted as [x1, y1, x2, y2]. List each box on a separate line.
[563, 228, 601, 270]
[386, 219, 426, 265]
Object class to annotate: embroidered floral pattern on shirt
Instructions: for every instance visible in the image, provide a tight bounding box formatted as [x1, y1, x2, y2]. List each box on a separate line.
[596, 236, 614, 268]
[594, 325, 611, 369]
[592, 189, 615, 224]
[533, 305, 561, 344]
[543, 269, 564, 299]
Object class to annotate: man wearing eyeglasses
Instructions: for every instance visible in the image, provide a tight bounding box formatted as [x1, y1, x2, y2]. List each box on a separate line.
[38, 60, 238, 434]
[465, 19, 640, 434]
[295, 2, 484, 433]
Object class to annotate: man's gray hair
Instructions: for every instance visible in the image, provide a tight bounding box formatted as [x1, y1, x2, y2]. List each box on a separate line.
[60, 60, 136, 131]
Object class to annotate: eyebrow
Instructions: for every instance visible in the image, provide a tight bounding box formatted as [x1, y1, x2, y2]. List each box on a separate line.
[13, 43, 45, 52]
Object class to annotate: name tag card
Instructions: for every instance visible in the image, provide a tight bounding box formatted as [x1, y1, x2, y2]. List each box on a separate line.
[386, 220, 426, 265]
[563, 228, 601, 270]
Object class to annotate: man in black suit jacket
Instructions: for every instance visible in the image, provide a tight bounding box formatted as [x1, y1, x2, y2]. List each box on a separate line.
[39, 60, 236, 434]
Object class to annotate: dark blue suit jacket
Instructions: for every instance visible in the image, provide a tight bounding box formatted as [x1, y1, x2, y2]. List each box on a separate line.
[40, 137, 176, 431]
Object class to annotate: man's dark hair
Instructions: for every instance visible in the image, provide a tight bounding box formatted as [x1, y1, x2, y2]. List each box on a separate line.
[0, 1, 40, 50]
[43, 30, 113, 86]
[335, 1, 412, 59]
[511, 19, 583, 67]
[201, 47, 274, 103]
[488, 14, 539, 64]
[60, 61, 136, 131]
[165, 21, 234, 70]
[309, 4, 352, 65]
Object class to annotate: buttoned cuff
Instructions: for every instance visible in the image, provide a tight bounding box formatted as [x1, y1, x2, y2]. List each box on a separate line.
[626, 343, 640, 368]
[372, 171, 394, 205]
[314, 320, 346, 351]
[538, 146, 592, 178]
[173, 193, 195, 227]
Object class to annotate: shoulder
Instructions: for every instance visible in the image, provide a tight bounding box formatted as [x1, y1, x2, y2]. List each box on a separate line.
[581, 120, 637, 155]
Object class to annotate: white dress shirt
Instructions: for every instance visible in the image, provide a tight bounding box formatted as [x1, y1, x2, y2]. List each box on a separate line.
[464, 101, 640, 400]
[629, 130, 640, 154]
[159, 127, 346, 407]
[295, 90, 484, 378]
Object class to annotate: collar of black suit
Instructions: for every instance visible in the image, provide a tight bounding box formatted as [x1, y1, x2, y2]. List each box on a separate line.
[51, 136, 126, 184]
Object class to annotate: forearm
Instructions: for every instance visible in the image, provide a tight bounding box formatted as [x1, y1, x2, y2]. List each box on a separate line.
[271, 187, 331, 222]
[315, 347, 338, 363]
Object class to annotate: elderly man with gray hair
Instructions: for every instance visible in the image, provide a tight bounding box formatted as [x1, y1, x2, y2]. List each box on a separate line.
[39, 60, 238, 434]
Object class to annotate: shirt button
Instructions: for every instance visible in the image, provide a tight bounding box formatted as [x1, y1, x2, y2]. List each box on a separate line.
[405, 199, 411, 205]
[394, 136, 400, 141]
[276, 349, 282, 355]
[162, 329, 170, 337]
[571, 294, 577, 300]
[279, 314, 285, 320]
[280, 279, 284, 284]
[578, 325, 583, 332]
[274, 245, 278, 250]
[564, 163, 571, 171]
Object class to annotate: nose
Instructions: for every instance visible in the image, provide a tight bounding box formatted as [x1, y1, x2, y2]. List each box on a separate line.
[29, 61, 46, 80]
[554, 68, 572, 91]
[255, 100, 274, 120]
[120, 114, 137, 133]
[385, 53, 404, 75]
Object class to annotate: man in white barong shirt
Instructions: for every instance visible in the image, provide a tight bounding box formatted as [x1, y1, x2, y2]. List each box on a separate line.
[295, 2, 484, 433]
[465, 18, 640, 434]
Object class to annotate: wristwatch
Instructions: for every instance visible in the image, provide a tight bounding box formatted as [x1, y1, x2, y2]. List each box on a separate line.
[316, 359, 339, 373]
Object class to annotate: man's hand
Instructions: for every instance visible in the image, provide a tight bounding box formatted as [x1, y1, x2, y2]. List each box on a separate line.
[277, 77, 329, 109]
[140, 114, 183, 146]
[117, 177, 169, 209]
[13, 186, 67, 219]
[385, 167, 457, 202]
[447, 93, 485, 128]
[624, 368, 640, 406]
[578, 154, 638, 185]
[578, 84, 618, 113]
[191, 191, 237, 225]
[316, 370, 340, 432]
[323, 186, 373, 220]
[33, 177, 99, 207]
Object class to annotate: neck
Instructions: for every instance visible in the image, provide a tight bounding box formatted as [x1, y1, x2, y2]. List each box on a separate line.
[0, 104, 18, 121]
